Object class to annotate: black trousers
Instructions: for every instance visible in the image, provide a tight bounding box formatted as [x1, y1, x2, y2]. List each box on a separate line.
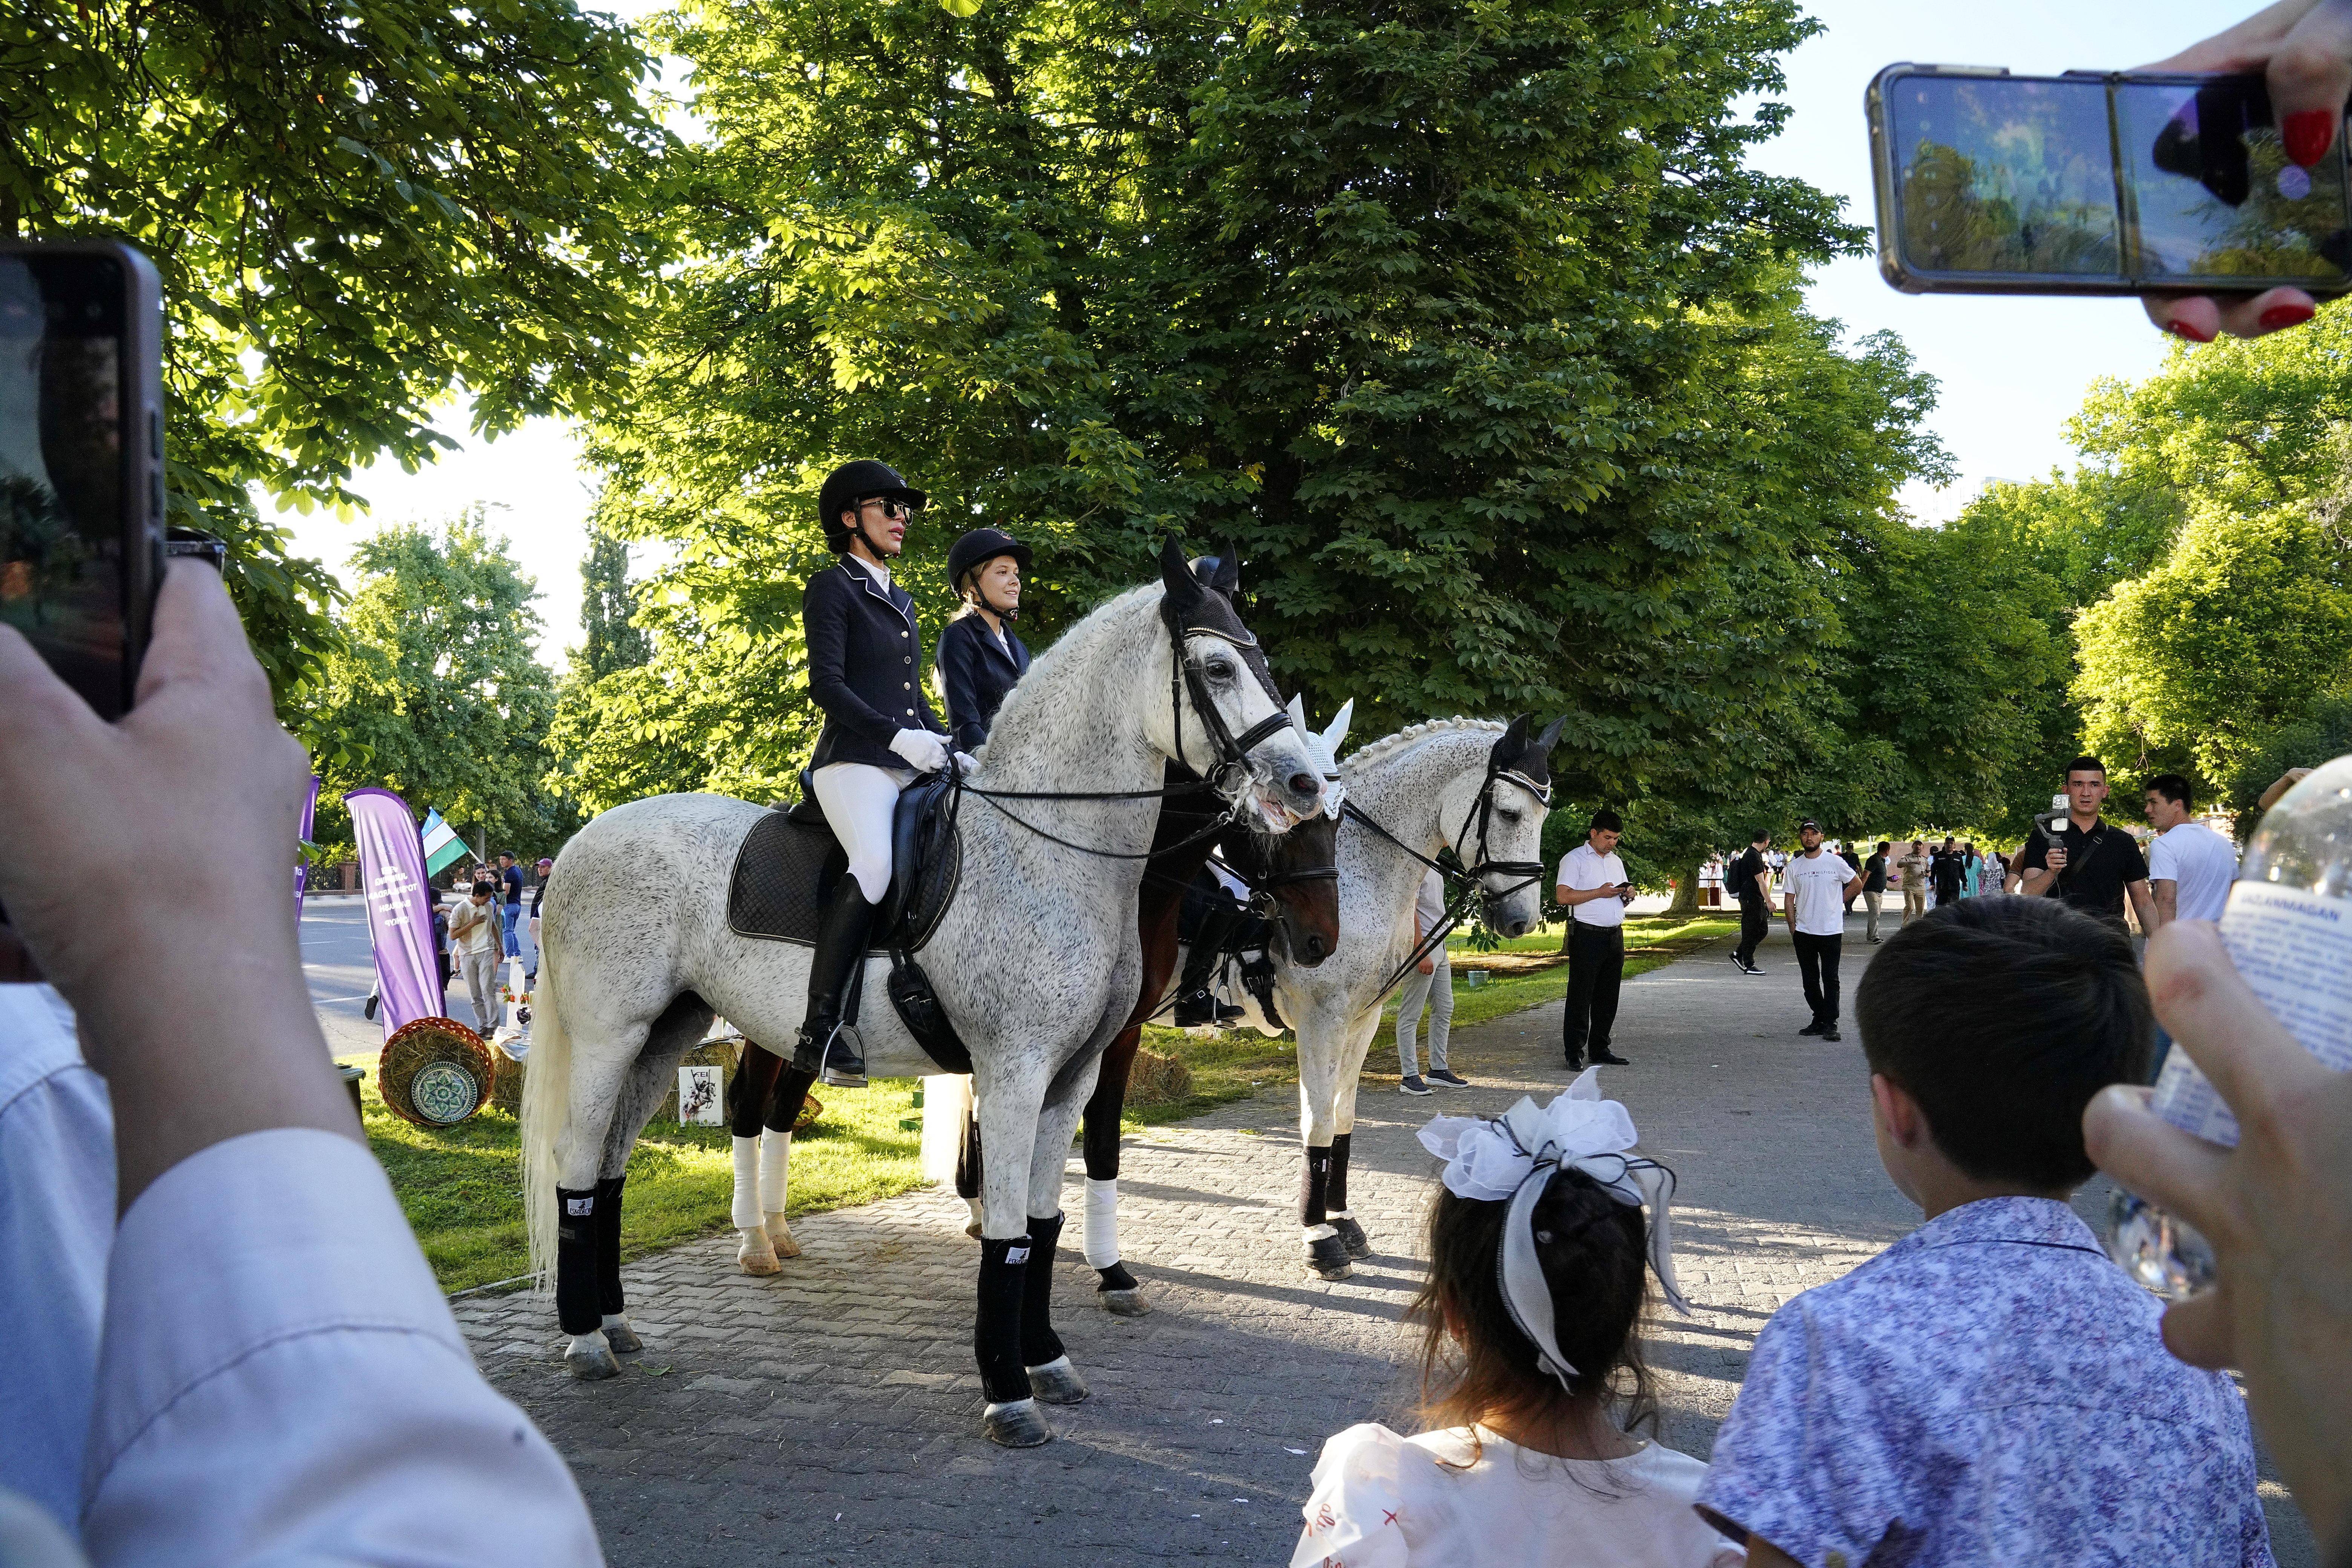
[1792, 930, 1842, 1024]
[1734, 902, 1769, 966]
[1563, 923, 1625, 1063]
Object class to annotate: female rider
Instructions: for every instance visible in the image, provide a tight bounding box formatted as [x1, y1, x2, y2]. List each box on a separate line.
[933, 526, 1032, 752]
[795, 459, 954, 1087]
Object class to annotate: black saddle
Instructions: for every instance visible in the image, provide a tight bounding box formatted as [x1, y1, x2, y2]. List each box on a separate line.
[726, 772, 963, 954]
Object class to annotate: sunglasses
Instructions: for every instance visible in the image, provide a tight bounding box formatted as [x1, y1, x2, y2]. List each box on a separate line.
[857, 496, 914, 521]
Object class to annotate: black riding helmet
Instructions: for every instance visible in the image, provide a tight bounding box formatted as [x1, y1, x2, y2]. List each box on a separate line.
[816, 459, 928, 554]
[946, 527, 1032, 604]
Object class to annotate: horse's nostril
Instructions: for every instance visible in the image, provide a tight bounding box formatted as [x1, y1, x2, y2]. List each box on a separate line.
[1287, 771, 1318, 797]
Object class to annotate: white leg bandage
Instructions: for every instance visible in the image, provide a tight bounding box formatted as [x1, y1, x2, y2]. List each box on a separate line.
[1082, 1177, 1121, 1269]
[730, 1135, 762, 1229]
[758, 1127, 790, 1213]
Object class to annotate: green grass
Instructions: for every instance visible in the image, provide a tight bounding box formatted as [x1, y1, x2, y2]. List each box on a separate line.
[348, 914, 1736, 1292]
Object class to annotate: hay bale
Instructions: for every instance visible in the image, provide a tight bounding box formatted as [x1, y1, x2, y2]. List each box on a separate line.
[1123, 1047, 1193, 1106]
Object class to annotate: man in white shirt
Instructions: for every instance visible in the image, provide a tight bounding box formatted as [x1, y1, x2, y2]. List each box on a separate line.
[2142, 773, 2237, 931]
[1556, 808, 1634, 1070]
[1781, 818, 1858, 1042]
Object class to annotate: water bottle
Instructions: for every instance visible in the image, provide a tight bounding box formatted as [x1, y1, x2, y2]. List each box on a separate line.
[2107, 755, 2352, 1296]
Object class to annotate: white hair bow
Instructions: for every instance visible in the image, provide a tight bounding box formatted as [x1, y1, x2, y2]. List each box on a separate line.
[1418, 1069, 1689, 1389]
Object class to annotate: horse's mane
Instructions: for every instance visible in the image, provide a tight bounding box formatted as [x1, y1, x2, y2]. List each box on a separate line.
[1341, 716, 1504, 773]
[979, 580, 1159, 749]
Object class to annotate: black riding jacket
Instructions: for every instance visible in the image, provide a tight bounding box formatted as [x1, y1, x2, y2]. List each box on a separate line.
[935, 612, 1031, 753]
[801, 559, 948, 771]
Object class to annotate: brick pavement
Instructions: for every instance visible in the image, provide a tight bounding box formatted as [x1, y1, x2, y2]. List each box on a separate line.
[455, 911, 2317, 1566]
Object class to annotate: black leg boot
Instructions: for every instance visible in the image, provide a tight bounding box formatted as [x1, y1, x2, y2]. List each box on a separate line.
[1300, 1145, 1349, 1279]
[977, 1233, 1051, 1447]
[1327, 1132, 1369, 1258]
[793, 877, 876, 1082]
[593, 1174, 641, 1351]
[556, 1185, 618, 1378]
[1021, 1211, 1088, 1404]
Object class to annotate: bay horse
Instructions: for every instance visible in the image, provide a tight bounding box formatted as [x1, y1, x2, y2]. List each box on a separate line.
[521, 544, 1326, 1447]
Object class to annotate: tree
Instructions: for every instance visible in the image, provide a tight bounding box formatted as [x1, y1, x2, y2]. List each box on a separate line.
[560, 0, 1947, 827]
[2074, 504, 2352, 791]
[4, 0, 671, 707]
[576, 522, 652, 683]
[309, 510, 565, 854]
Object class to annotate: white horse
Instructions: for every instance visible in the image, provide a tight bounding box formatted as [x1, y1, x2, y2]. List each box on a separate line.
[1216, 715, 1562, 1277]
[520, 545, 1326, 1447]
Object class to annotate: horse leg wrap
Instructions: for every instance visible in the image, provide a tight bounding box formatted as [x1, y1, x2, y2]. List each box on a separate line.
[1081, 1178, 1120, 1269]
[593, 1175, 627, 1318]
[1020, 1212, 1066, 1370]
[764, 1063, 819, 1133]
[554, 1186, 603, 1336]
[730, 1136, 763, 1229]
[758, 1127, 790, 1213]
[975, 1235, 1034, 1404]
[1299, 1144, 1333, 1231]
[1327, 1132, 1352, 1213]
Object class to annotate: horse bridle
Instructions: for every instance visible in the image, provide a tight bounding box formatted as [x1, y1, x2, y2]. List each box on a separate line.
[1345, 757, 1552, 999]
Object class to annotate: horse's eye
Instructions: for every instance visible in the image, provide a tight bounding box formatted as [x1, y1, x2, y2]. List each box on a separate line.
[1206, 658, 1235, 680]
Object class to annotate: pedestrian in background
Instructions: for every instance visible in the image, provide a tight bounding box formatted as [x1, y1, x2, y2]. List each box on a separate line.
[449, 881, 502, 1035]
[1556, 810, 1634, 1070]
[1395, 868, 1464, 1095]
[1960, 840, 1982, 899]
[1729, 829, 1773, 976]
[431, 894, 452, 1012]
[2142, 775, 2235, 934]
[1931, 836, 1965, 910]
[1782, 818, 1857, 1042]
[1861, 840, 1890, 943]
[527, 857, 551, 991]
[1896, 839, 1929, 925]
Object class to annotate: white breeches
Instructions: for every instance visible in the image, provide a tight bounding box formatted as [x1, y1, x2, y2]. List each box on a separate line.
[812, 761, 913, 902]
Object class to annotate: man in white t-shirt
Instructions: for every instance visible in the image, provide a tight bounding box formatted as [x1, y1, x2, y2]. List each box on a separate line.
[1781, 818, 1859, 1042]
[2142, 773, 2236, 931]
[1556, 808, 1634, 1070]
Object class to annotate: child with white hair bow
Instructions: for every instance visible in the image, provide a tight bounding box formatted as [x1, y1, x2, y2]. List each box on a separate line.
[1290, 1072, 1742, 1568]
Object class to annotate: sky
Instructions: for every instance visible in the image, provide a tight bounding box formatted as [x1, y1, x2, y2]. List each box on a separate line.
[273, 0, 2231, 663]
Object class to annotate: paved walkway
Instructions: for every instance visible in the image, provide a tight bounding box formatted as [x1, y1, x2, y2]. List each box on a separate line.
[453, 911, 2316, 1566]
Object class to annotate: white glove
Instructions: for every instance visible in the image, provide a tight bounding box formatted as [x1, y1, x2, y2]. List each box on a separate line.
[888, 727, 950, 773]
[953, 751, 977, 776]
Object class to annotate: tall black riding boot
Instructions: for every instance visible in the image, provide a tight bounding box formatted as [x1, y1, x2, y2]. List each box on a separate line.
[1173, 904, 1245, 1026]
[793, 877, 876, 1081]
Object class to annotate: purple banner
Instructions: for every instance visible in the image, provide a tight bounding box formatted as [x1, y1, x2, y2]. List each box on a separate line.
[347, 787, 442, 1040]
[294, 773, 320, 919]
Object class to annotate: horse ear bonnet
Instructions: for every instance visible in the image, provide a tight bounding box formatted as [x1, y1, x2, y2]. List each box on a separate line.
[1161, 540, 1283, 706]
[1490, 712, 1556, 790]
[1210, 549, 1242, 595]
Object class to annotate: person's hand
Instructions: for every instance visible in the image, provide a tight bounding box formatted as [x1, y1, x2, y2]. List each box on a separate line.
[887, 726, 950, 774]
[2082, 921, 2352, 1545]
[2045, 844, 2070, 874]
[2259, 766, 2316, 813]
[1416, 956, 1435, 976]
[2137, 1, 2352, 342]
[0, 562, 356, 1209]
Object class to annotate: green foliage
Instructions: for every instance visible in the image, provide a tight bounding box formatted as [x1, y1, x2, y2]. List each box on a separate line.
[575, 522, 652, 684]
[2075, 506, 2352, 789]
[4, 0, 670, 706]
[2221, 692, 2352, 830]
[559, 0, 1948, 834]
[308, 510, 568, 854]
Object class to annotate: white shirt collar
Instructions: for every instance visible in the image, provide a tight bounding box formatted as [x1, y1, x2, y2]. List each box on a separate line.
[847, 553, 892, 592]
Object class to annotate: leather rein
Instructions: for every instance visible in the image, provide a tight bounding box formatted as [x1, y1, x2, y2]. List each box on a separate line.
[1346, 761, 1551, 1001]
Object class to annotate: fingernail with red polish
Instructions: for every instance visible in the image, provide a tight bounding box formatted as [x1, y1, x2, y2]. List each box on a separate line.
[2284, 109, 2337, 168]
[2168, 318, 2213, 343]
[2260, 302, 2315, 331]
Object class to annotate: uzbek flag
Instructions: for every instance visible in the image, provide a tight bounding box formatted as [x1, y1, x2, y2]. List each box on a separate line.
[419, 809, 470, 877]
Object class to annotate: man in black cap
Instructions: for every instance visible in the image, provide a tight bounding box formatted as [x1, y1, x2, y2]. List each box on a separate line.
[794, 460, 954, 1087]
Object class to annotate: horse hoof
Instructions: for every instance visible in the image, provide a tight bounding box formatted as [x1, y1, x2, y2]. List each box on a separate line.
[983, 1398, 1054, 1448]
[601, 1317, 643, 1354]
[1305, 1233, 1354, 1281]
[1027, 1355, 1090, 1405]
[765, 1213, 802, 1259]
[737, 1228, 781, 1276]
[1333, 1216, 1371, 1259]
[564, 1337, 621, 1380]
[1098, 1287, 1150, 1317]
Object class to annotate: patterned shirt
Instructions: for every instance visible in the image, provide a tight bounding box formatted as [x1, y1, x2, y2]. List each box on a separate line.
[1696, 1196, 2272, 1568]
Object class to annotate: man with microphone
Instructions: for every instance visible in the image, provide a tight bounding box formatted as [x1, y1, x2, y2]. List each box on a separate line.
[2018, 755, 2154, 940]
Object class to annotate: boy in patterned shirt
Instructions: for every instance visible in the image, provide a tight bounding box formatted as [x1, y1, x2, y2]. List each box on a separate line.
[1695, 897, 2272, 1568]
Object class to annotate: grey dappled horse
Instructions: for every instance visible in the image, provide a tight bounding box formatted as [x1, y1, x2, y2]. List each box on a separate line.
[521, 546, 1325, 1447]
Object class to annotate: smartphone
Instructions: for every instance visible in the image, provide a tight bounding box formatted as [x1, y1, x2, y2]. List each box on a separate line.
[1867, 64, 2352, 296]
[0, 240, 165, 719]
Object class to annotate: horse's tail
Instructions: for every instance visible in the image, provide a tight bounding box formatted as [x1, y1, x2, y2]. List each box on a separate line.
[519, 921, 575, 1295]
[919, 1072, 972, 1188]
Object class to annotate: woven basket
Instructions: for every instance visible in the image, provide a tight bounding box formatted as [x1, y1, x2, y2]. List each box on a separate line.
[378, 1017, 497, 1128]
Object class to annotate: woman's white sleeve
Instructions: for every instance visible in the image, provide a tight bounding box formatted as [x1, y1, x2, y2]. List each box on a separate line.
[1289, 1424, 1418, 1568]
[80, 1128, 600, 1566]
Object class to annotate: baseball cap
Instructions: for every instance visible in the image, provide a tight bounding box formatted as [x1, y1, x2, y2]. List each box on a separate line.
[1797, 818, 1820, 831]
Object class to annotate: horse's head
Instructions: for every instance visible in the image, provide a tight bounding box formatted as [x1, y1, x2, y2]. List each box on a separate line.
[1436, 712, 1565, 939]
[1153, 541, 1325, 831]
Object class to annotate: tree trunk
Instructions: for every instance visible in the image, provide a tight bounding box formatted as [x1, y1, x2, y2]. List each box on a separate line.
[1665, 864, 1702, 918]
